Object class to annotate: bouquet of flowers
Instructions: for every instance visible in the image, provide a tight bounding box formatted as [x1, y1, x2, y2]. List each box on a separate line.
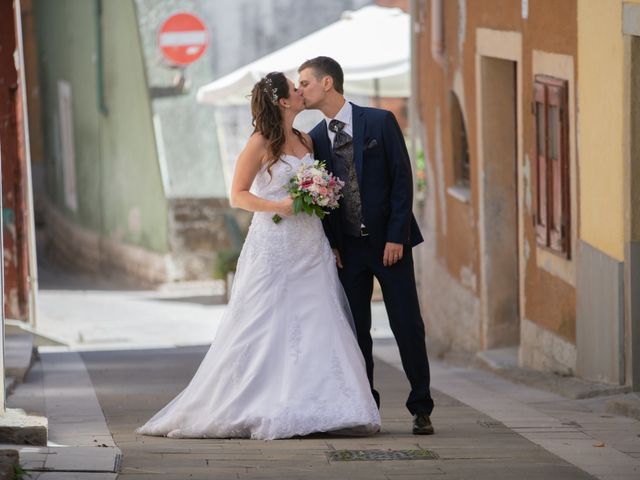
[272, 160, 344, 224]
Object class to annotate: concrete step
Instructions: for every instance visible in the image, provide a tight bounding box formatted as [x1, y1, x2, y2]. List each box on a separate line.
[5, 444, 121, 477]
[0, 409, 47, 446]
[5, 319, 67, 348]
[476, 347, 631, 400]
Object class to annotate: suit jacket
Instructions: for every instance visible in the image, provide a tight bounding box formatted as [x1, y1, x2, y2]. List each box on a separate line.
[309, 102, 423, 256]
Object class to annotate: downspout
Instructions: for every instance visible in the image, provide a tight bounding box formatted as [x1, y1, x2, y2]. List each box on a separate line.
[95, 0, 107, 270]
[95, 0, 107, 115]
[0, 134, 5, 414]
[14, 0, 38, 329]
[409, 0, 419, 171]
[409, 0, 422, 288]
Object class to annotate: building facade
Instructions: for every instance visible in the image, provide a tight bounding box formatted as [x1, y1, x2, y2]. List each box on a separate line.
[412, 0, 639, 389]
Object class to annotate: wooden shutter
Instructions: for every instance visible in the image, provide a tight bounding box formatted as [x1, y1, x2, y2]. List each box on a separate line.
[533, 75, 570, 258]
[534, 81, 548, 246]
[547, 81, 570, 257]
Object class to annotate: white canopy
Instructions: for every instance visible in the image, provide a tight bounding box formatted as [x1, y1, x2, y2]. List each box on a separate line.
[196, 6, 409, 106]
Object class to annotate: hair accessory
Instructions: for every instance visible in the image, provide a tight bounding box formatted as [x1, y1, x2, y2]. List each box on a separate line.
[263, 77, 279, 105]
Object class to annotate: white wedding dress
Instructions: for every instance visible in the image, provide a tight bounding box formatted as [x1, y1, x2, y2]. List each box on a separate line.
[137, 153, 381, 440]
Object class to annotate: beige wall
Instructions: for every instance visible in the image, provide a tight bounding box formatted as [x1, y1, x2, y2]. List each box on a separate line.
[577, 0, 640, 261]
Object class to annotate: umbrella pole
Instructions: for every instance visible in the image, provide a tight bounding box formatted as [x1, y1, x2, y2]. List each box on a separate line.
[373, 78, 381, 108]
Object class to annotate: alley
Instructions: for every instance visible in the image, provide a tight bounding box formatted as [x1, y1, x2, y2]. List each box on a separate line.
[3, 254, 638, 478]
[79, 343, 620, 479]
[2, 1, 640, 478]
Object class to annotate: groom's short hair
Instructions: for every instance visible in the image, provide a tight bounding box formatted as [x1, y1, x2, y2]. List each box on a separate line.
[298, 56, 344, 94]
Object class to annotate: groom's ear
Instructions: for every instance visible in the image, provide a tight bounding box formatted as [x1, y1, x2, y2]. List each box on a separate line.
[322, 75, 334, 92]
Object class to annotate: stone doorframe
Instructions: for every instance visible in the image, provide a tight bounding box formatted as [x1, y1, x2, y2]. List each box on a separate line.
[474, 28, 524, 350]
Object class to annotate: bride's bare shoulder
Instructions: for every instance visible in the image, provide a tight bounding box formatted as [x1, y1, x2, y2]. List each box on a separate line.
[236, 133, 270, 170]
[300, 131, 313, 153]
[247, 132, 269, 149]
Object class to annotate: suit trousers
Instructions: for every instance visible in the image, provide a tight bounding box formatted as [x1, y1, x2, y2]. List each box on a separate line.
[338, 234, 434, 415]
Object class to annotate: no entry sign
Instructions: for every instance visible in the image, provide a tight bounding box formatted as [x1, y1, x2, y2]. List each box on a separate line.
[158, 13, 209, 66]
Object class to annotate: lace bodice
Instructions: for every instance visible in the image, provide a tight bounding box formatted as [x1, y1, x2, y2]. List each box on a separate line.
[252, 153, 314, 201]
[241, 153, 332, 273]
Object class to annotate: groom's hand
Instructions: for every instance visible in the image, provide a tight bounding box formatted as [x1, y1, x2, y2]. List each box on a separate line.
[383, 242, 403, 267]
[332, 248, 344, 269]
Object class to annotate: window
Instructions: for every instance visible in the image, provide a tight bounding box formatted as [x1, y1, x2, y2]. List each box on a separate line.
[449, 91, 470, 187]
[57, 80, 78, 212]
[431, 0, 444, 60]
[534, 75, 570, 258]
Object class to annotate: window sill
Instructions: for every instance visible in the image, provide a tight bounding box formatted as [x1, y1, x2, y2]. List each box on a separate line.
[447, 185, 471, 204]
[535, 244, 575, 286]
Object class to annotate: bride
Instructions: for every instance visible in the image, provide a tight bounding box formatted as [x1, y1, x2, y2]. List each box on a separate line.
[137, 72, 381, 440]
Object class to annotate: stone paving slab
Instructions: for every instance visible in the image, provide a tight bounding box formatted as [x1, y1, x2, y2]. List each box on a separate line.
[80, 345, 597, 479]
[1, 445, 121, 474]
[28, 474, 117, 480]
[607, 394, 640, 421]
[373, 342, 640, 480]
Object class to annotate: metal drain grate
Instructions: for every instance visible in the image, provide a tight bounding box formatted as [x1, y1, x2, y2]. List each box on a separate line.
[327, 449, 438, 462]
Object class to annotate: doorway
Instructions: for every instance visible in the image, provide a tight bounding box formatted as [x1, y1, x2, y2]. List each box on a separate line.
[478, 56, 520, 349]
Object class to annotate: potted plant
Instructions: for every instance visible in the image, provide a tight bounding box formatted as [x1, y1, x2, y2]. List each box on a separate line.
[213, 249, 241, 302]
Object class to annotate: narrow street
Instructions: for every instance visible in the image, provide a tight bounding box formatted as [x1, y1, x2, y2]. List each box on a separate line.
[5, 257, 639, 478]
[82, 345, 596, 480]
[2, 1, 640, 479]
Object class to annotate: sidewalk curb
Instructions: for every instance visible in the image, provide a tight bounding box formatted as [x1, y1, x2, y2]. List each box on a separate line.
[7, 348, 122, 477]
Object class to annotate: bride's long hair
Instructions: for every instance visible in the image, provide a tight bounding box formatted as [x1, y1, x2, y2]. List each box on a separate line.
[250, 72, 309, 176]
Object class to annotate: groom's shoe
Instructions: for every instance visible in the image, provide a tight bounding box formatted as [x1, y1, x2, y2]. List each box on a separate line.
[412, 413, 434, 435]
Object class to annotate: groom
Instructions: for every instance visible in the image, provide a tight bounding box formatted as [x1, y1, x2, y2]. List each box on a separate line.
[298, 56, 434, 435]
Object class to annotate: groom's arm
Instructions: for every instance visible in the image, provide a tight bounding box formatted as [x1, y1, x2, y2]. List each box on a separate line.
[381, 111, 413, 245]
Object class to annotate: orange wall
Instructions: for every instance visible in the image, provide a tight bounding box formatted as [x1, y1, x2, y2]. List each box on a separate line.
[416, 0, 578, 343]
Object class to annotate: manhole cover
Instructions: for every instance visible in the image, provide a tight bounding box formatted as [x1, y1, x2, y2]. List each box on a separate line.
[327, 449, 437, 462]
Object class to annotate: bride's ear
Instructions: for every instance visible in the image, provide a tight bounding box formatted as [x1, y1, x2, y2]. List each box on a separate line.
[278, 98, 291, 109]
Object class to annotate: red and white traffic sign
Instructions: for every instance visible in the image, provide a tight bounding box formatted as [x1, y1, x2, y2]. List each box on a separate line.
[158, 13, 209, 66]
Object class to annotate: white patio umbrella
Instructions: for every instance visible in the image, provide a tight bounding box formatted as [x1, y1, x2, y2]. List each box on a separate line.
[196, 5, 409, 106]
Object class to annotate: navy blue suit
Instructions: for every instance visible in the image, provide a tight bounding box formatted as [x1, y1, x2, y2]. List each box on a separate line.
[309, 103, 434, 416]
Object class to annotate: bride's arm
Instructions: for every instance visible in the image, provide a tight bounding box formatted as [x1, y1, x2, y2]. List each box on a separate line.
[229, 134, 293, 216]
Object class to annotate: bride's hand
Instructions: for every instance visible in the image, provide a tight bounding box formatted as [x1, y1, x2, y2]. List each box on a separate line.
[275, 197, 294, 217]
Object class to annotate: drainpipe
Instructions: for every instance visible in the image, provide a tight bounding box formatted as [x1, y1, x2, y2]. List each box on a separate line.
[14, 0, 38, 329]
[409, 0, 422, 288]
[409, 0, 419, 167]
[0, 110, 4, 414]
[95, 0, 107, 115]
[0, 138, 5, 414]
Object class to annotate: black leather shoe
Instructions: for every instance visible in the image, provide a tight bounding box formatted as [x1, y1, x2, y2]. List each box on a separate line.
[412, 413, 434, 435]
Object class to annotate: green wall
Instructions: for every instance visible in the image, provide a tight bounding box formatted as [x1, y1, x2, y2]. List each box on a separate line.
[35, 0, 168, 252]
